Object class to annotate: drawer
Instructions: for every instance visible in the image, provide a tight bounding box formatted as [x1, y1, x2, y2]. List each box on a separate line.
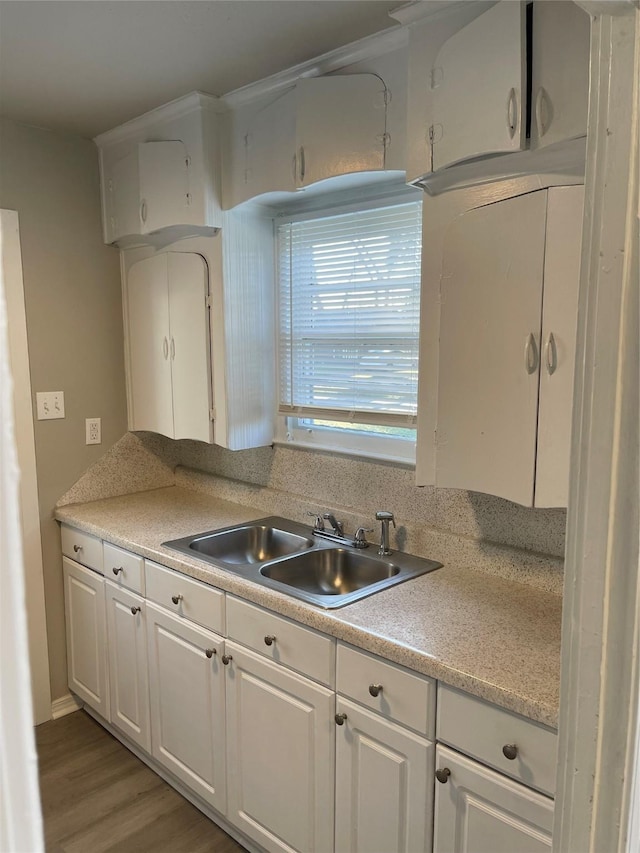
[437, 684, 558, 796]
[103, 542, 144, 594]
[61, 524, 103, 574]
[226, 596, 335, 688]
[144, 560, 224, 635]
[337, 643, 436, 737]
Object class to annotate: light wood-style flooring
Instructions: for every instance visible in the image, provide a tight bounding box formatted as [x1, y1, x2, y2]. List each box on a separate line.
[36, 710, 245, 853]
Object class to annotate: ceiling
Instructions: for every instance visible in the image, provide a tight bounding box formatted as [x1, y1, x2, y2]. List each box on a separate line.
[0, 0, 402, 139]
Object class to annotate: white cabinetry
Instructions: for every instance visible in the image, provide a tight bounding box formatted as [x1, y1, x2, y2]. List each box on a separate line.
[225, 73, 387, 208]
[434, 746, 553, 853]
[530, 1, 591, 150]
[430, 1, 527, 171]
[434, 685, 556, 853]
[335, 643, 436, 853]
[126, 251, 212, 443]
[96, 93, 222, 245]
[146, 601, 226, 812]
[105, 582, 150, 752]
[224, 641, 335, 853]
[401, 1, 590, 191]
[62, 556, 109, 718]
[433, 185, 583, 506]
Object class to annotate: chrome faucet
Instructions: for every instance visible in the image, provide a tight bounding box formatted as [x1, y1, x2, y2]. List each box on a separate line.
[323, 512, 344, 536]
[376, 510, 396, 556]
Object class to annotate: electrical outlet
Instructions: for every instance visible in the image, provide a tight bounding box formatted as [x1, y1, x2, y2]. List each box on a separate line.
[85, 418, 101, 445]
[36, 391, 65, 420]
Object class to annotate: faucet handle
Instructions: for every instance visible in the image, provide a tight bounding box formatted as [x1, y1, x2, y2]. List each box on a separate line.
[307, 512, 325, 531]
[354, 527, 373, 548]
[375, 510, 396, 527]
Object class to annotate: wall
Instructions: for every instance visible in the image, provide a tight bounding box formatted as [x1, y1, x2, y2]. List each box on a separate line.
[0, 118, 128, 702]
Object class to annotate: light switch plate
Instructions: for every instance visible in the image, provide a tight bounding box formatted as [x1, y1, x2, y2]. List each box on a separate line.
[36, 391, 65, 420]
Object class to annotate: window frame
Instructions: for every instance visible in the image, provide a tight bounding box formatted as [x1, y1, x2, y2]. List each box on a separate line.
[273, 186, 422, 464]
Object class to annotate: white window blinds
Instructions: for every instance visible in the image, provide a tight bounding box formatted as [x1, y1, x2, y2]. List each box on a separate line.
[277, 199, 422, 426]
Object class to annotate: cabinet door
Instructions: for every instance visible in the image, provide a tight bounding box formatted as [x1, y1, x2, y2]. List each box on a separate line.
[167, 252, 212, 442]
[335, 697, 434, 853]
[435, 191, 547, 505]
[245, 89, 297, 200]
[434, 745, 553, 853]
[431, 1, 526, 171]
[295, 74, 386, 187]
[225, 641, 335, 853]
[138, 141, 191, 234]
[535, 185, 584, 507]
[126, 254, 174, 437]
[106, 151, 140, 243]
[105, 582, 150, 752]
[146, 603, 226, 812]
[63, 557, 109, 718]
[530, 2, 590, 150]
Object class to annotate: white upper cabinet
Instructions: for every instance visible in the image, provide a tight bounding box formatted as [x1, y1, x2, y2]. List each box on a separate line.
[530, 1, 591, 150]
[535, 185, 584, 507]
[430, 1, 527, 171]
[294, 74, 387, 187]
[126, 251, 212, 443]
[224, 73, 387, 207]
[436, 191, 547, 506]
[96, 93, 222, 245]
[432, 185, 583, 507]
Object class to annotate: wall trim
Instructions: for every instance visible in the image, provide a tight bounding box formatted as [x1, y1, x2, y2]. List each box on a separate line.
[51, 693, 82, 720]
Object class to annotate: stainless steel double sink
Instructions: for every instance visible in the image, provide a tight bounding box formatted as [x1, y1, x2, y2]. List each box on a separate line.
[164, 516, 442, 609]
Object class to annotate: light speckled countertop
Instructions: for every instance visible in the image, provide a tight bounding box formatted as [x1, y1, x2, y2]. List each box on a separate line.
[55, 486, 562, 728]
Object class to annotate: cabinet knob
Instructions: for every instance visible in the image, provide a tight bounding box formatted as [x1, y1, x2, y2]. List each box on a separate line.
[205, 648, 216, 659]
[112, 566, 123, 576]
[171, 594, 183, 605]
[368, 683, 383, 698]
[436, 768, 451, 784]
[130, 606, 141, 615]
[502, 743, 518, 761]
[335, 713, 348, 726]
[221, 654, 233, 666]
[264, 635, 276, 647]
[73, 544, 83, 553]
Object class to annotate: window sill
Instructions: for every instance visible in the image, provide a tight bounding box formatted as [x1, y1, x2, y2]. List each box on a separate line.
[272, 437, 416, 468]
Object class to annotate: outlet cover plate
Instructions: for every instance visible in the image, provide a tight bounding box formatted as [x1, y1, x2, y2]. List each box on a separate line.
[85, 418, 101, 445]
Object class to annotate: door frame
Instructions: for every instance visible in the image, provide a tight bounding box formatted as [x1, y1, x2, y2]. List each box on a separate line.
[1, 208, 52, 724]
[554, 5, 639, 852]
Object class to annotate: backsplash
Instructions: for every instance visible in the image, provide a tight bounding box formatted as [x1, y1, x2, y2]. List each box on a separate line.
[139, 433, 567, 559]
[58, 431, 566, 593]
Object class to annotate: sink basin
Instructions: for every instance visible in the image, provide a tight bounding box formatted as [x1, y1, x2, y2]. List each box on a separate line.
[261, 548, 399, 596]
[186, 524, 313, 566]
[163, 515, 442, 609]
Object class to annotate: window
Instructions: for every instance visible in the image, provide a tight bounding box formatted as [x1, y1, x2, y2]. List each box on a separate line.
[276, 195, 422, 462]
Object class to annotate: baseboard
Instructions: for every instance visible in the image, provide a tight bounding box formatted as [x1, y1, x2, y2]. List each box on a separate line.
[51, 693, 82, 719]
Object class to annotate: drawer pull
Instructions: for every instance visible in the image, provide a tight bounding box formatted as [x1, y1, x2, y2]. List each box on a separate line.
[73, 544, 83, 553]
[368, 683, 383, 697]
[264, 635, 276, 646]
[435, 767, 451, 784]
[502, 743, 519, 760]
[171, 594, 183, 605]
[222, 654, 233, 666]
[335, 713, 348, 726]
[205, 648, 216, 659]
[112, 566, 124, 576]
[130, 606, 141, 615]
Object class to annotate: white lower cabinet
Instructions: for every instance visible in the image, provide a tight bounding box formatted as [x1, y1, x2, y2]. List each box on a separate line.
[62, 556, 109, 719]
[433, 745, 553, 853]
[224, 640, 335, 853]
[104, 581, 150, 752]
[335, 697, 434, 853]
[146, 601, 226, 813]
